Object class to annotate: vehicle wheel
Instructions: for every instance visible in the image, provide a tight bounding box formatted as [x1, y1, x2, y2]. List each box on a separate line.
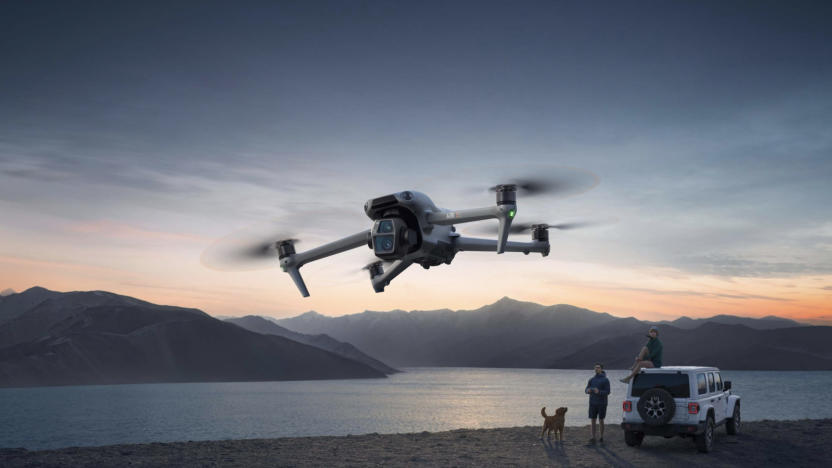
[637, 388, 676, 426]
[624, 430, 644, 447]
[695, 414, 715, 453]
[726, 404, 741, 435]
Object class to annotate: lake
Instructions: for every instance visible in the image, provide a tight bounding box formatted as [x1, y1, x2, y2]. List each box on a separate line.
[2, 367, 831, 450]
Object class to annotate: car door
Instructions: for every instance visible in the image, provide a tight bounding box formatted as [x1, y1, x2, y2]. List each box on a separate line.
[707, 372, 726, 423]
[715, 372, 729, 420]
[696, 373, 708, 422]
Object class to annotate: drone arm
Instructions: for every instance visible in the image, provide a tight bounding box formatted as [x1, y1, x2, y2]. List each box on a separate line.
[293, 230, 371, 267]
[280, 230, 371, 297]
[453, 236, 549, 256]
[370, 259, 413, 293]
[427, 205, 516, 254]
[427, 206, 505, 225]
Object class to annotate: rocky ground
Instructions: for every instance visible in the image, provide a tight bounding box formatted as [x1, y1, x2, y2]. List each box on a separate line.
[2, 419, 829, 467]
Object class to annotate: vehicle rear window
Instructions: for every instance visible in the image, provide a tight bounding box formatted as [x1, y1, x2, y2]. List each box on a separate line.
[632, 373, 690, 398]
[715, 372, 723, 391]
[697, 374, 707, 395]
[708, 373, 715, 392]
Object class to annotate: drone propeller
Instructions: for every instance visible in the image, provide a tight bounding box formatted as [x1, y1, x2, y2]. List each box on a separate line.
[473, 166, 599, 199]
[467, 220, 610, 236]
[509, 221, 600, 233]
[357, 256, 394, 276]
[201, 226, 301, 271]
[332, 256, 392, 282]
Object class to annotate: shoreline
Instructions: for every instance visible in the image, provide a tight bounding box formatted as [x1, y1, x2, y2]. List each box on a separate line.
[2, 418, 830, 467]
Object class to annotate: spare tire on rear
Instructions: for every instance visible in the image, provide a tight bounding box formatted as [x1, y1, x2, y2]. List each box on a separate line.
[637, 388, 675, 426]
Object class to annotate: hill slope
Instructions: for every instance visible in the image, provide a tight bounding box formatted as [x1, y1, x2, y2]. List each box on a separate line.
[226, 315, 398, 375]
[0, 288, 385, 388]
[546, 322, 832, 370]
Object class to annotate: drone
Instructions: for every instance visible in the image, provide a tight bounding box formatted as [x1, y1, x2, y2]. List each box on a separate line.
[204, 173, 601, 297]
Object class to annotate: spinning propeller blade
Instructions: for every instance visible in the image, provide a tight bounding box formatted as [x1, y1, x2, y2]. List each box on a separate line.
[466, 220, 612, 236]
[201, 225, 300, 271]
[466, 165, 599, 199]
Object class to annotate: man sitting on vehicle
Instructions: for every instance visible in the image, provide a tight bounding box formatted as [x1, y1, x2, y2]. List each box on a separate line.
[620, 326, 662, 384]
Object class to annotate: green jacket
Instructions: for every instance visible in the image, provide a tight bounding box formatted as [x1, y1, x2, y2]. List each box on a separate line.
[646, 337, 663, 368]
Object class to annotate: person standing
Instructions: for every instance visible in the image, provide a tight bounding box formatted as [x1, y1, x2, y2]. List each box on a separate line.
[585, 362, 610, 444]
[620, 325, 663, 383]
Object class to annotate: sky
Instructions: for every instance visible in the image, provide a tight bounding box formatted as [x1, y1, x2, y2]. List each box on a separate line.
[1, 1, 830, 323]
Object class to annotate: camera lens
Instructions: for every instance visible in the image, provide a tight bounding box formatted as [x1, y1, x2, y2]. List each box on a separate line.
[374, 235, 395, 253]
[379, 220, 393, 233]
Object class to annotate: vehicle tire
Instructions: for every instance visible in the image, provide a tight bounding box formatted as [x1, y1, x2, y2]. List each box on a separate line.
[726, 403, 741, 435]
[624, 430, 644, 447]
[637, 388, 676, 426]
[695, 414, 715, 453]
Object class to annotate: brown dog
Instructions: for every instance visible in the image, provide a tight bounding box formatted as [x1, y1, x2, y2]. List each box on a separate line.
[540, 406, 567, 440]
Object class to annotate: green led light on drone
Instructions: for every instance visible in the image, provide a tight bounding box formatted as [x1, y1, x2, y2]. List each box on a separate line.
[509, 210, 515, 218]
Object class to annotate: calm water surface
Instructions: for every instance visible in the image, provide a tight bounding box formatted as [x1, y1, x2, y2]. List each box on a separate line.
[2, 368, 830, 450]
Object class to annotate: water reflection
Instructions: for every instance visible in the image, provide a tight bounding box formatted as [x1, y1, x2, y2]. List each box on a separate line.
[1, 367, 829, 449]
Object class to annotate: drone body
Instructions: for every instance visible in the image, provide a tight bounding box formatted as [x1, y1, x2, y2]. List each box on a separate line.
[278, 187, 550, 297]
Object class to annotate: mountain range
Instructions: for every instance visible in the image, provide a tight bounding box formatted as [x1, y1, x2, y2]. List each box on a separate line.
[658, 314, 802, 330]
[0, 287, 387, 388]
[276, 298, 616, 367]
[273, 297, 832, 370]
[2, 286, 829, 389]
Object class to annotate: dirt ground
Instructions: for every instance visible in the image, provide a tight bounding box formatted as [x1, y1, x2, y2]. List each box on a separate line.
[2, 418, 829, 467]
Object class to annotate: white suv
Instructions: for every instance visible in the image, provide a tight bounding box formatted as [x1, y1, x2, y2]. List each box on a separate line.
[620, 366, 741, 452]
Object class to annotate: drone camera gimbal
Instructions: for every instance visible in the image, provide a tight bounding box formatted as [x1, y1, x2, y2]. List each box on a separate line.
[371, 218, 418, 260]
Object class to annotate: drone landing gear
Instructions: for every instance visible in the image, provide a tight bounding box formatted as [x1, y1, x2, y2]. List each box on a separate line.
[365, 261, 384, 279]
[425, 184, 517, 254]
[366, 259, 413, 293]
[279, 230, 372, 297]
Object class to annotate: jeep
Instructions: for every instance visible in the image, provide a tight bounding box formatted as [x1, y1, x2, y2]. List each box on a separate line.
[620, 366, 740, 452]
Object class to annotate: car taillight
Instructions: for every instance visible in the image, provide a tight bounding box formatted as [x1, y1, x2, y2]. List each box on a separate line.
[623, 401, 632, 412]
[688, 402, 700, 414]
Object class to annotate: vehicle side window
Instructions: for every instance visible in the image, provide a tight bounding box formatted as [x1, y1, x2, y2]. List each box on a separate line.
[708, 373, 715, 392]
[697, 373, 707, 395]
[715, 372, 723, 391]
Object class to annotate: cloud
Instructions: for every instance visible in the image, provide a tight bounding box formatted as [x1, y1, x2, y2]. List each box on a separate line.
[1, 1, 831, 320]
[64, 220, 208, 244]
[601, 285, 791, 302]
[0, 254, 128, 276]
[676, 255, 832, 278]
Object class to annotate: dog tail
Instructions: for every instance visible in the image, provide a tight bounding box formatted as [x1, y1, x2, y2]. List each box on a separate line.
[541, 407, 548, 418]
